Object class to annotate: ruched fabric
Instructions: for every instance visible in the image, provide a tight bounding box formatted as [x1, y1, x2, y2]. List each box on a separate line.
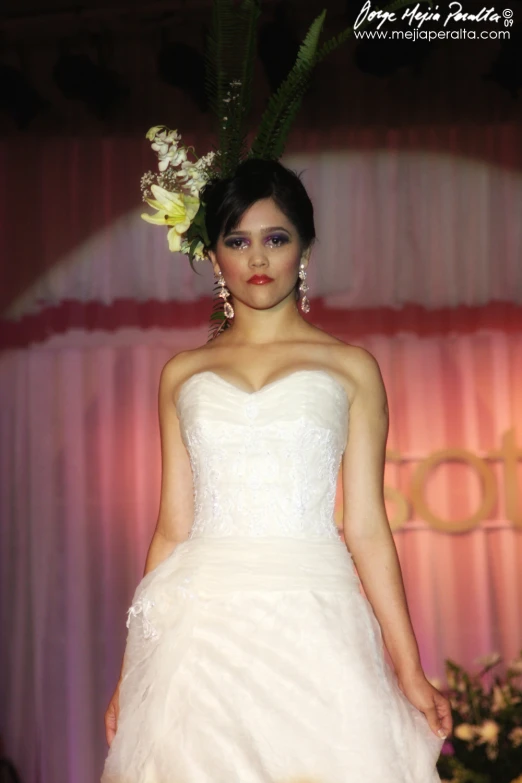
[102, 536, 442, 783]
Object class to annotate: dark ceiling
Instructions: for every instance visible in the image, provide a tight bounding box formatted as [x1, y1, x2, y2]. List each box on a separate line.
[1, 1, 521, 134]
[1, 0, 332, 24]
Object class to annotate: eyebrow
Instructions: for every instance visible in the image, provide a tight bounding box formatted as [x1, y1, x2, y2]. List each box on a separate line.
[223, 226, 291, 236]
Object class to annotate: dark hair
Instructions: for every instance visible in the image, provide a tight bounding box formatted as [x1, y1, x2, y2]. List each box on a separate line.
[201, 158, 316, 253]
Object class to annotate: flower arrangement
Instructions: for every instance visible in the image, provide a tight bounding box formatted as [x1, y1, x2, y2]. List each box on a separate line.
[140, 125, 216, 262]
[436, 650, 522, 783]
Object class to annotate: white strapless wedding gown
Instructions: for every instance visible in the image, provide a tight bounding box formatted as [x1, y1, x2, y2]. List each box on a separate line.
[101, 370, 443, 783]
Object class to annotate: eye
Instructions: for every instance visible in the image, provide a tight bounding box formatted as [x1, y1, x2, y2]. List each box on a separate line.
[224, 237, 248, 249]
[267, 234, 289, 247]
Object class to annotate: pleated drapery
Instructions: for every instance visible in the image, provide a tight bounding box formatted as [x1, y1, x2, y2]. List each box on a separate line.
[2, 125, 522, 324]
[1, 125, 522, 783]
[1, 325, 521, 783]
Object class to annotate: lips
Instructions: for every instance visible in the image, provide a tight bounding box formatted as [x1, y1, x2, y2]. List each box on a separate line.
[247, 275, 274, 284]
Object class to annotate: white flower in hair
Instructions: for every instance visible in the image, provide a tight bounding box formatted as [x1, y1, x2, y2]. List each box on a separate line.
[146, 126, 181, 145]
[180, 237, 206, 261]
[141, 185, 200, 253]
[141, 126, 215, 261]
[146, 126, 189, 171]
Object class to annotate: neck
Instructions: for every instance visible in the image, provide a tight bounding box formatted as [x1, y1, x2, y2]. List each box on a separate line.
[223, 295, 308, 346]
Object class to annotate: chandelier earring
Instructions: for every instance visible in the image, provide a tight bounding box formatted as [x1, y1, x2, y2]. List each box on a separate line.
[216, 271, 235, 319]
[298, 262, 310, 314]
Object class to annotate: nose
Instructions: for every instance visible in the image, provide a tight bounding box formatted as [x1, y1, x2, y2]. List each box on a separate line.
[248, 242, 269, 269]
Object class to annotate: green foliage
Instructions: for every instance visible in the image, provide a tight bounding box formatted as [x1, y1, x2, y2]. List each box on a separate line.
[248, 10, 326, 161]
[202, 0, 438, 338]
[437, 756, 491, 783]
[248, 0, 434, 161]
[205, 0, 261, 178]
[436, 652, 522, 783]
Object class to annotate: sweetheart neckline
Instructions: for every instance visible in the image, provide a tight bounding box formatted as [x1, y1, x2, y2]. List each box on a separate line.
[175, 368, 350, 411]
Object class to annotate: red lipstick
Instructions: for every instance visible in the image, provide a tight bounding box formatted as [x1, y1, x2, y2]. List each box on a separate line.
[247, 274, 274, 285]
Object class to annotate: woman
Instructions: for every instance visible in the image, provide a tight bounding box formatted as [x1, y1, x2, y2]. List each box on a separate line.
[102, 158, 452, 782]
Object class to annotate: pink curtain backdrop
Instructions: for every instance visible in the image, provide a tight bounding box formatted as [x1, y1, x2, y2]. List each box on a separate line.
[1, 126, 521, 783]
[2, 125, 522, 323]
[1, 325, 521, 783]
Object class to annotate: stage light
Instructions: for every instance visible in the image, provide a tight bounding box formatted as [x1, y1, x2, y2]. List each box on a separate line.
[52, 51, 128, 119]
[0, 63, 48, 128]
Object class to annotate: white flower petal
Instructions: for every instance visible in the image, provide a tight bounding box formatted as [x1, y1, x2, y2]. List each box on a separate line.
[166, 227, 183, 252]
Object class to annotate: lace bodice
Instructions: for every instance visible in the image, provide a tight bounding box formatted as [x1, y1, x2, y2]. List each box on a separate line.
[175, 369, 349, 539]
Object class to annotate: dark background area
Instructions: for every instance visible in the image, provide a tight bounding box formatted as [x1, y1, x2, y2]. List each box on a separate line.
[1, 0, 522, 135]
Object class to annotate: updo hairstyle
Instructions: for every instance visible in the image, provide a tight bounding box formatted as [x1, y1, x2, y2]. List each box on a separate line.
[201, 158, 316, 255]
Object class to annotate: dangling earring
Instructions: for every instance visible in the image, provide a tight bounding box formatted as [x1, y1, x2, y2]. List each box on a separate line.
[216, 271, 234, 319]
[298, 262, 310, 313]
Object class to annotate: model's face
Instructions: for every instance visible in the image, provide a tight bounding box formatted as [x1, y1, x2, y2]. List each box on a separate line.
[208, 197, 310, 311]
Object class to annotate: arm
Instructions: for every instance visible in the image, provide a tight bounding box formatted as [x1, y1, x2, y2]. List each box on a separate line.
[142, 354, 195, 576]
[121, 358, 193, 647]
[340, 347, 451, 739]
[340, 348, 421, 678]
[105, 354, 195, 745]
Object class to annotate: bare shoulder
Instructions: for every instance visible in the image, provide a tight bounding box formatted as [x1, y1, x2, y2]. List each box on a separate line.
[160, 347, 204, 396]
[338, 344, 384, 386]
[161, 349, 193, 384]
[314, 331, 387, 411]
[160, 343, 222, 403]
[335, 343, 388, 413]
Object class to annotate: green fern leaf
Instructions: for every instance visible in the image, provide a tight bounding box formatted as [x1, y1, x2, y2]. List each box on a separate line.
[248, 0, 432, 161]
[249, 10, 326, 160]
[205, 0, 261, 177]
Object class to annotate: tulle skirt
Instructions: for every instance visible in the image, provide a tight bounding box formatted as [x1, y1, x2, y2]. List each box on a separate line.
[101, 535, 443, 783]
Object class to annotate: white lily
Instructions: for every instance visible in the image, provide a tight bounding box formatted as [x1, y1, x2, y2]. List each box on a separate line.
[141, 185, 200, 253]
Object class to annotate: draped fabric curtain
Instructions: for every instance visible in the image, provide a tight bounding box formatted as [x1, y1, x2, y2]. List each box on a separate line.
[2, 124, 522, 327]
[1, 125, 522, 783]
[1, 326, 521, 783]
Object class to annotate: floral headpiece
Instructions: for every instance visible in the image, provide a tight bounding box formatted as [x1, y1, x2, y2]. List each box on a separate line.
[140, 126, 214, 263]
[140, 0, 422, 338]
